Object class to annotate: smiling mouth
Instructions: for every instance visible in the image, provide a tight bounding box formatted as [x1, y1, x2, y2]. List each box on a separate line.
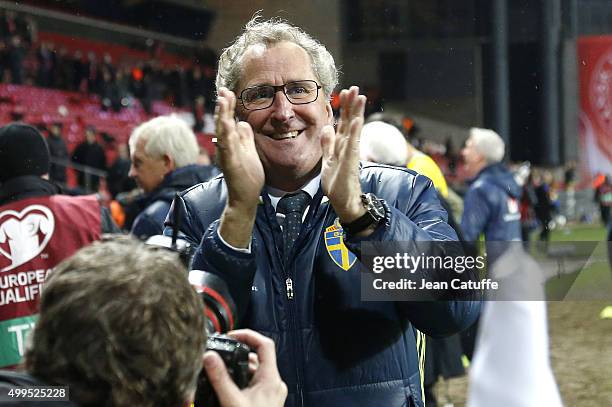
[268, 130, 301, 140]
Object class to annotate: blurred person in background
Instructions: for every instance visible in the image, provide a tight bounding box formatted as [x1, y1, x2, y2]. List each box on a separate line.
[532, 170, 554, 245]
[107, 143, 135, 200]
[594, 174, 612, 226]
[128, 115, 219, 239]
[35, 41, 55, 88]
[71, 50, 85, 91]
[54, 47, 73, 90]
[0, 236, 288, 407]
[84, 51, 99, 94]
[563, 160, 577, 220]
[0, 123, 117, 370]
[461, 127, 521, 247]
[46, 122, 68, 186]
[519, 172, 538, 245]
[71, 126, 107, 192]
[7, 35, 25, 85]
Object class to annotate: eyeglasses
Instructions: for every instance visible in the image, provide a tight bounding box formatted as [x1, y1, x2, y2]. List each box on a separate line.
[238, 80, 322, 111]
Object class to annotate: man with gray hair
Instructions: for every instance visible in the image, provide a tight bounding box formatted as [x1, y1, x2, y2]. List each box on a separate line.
[359, 120, 408, 166]
[460, 127, 522, 244]
[128, 114, 218, 238]
[167, 16, 480, 407]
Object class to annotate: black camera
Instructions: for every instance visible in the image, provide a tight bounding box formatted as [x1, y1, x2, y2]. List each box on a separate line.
[194, 333, 252, 406]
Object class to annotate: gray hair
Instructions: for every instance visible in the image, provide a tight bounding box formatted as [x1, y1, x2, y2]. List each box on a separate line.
[129, 115, 199, 168]
[216, 16, 339, 98]
[469, 127, 505, 164]
[360, 121, 408, 166]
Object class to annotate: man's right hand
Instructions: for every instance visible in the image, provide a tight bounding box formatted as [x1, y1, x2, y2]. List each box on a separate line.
[203, 329, 288, 407]
[215, 87, 265, 248]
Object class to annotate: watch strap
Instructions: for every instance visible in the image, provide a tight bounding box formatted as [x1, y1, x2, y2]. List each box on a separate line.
[340, 193, 385, 235]
[341, 210, 377, 235]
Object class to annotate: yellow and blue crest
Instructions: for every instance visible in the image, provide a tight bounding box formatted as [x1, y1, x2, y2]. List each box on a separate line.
[324, 218, 357, 271]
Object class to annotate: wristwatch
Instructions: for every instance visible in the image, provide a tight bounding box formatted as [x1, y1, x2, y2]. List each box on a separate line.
[340, 193, 386, 235]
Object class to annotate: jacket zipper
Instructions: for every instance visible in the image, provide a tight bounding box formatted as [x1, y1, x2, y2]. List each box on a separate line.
[285, 277, 294, 300]
[284, 271, 303, 406]
[277, 239, 303, 406]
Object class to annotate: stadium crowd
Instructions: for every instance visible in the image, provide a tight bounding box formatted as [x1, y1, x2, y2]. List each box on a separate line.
[0, 10, 218, 115]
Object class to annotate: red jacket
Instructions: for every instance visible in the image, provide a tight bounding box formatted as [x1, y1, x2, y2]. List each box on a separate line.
[0, 193, 101, 368]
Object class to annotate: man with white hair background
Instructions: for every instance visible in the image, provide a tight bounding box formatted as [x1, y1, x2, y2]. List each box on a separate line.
[460, 127, 522, 245]
[128, 115, 219, 238]
[359, 121, 409, 166]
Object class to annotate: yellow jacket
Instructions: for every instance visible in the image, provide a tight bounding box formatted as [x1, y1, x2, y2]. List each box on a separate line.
[407, 152, 449, 198]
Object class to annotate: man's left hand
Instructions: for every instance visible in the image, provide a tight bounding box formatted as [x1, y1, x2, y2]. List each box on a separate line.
[321, 86, 367, 224]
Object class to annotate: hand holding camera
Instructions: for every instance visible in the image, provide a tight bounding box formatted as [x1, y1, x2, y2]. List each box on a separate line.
[202, 329, 288, 407]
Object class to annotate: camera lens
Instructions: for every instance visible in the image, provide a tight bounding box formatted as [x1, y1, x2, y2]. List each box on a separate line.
[189, 270, 237, 334]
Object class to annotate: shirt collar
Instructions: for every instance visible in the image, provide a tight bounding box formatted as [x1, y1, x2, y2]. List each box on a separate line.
[266, 174, 321, 212]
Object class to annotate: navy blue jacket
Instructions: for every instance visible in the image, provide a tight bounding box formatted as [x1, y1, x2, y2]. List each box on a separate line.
[461, 163, 522, 244]
[165, 163, 480, 407]
[131, 164, 219, 239]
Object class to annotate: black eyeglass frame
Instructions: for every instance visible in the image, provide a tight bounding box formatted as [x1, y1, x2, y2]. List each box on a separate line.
[237, 80, 323, 111]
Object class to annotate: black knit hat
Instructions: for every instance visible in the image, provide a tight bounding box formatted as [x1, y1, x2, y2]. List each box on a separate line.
[0, 123, 50, 183]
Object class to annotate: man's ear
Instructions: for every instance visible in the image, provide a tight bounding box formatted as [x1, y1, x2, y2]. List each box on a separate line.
[325, 102, 334, 126]
[162, 154, 175, 173]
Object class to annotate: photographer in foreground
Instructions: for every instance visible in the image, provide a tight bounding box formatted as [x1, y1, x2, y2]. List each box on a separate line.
[0, 236, 287, 407]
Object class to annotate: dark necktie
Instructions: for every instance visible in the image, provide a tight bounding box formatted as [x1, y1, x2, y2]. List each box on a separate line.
[276, 191, 311, 266]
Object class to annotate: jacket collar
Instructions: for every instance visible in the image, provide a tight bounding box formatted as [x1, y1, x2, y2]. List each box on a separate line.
[143, 165, 218, 206]
[467, 163, 503, 184]
[266, 174, 321, 212]
[0, 176, 59, 205]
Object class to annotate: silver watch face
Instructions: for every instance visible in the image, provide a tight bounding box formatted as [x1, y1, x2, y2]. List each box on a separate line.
[363, 193, 385, 222]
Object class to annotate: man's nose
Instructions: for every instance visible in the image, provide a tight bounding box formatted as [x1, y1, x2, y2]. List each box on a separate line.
[269, 90, 295, 122]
